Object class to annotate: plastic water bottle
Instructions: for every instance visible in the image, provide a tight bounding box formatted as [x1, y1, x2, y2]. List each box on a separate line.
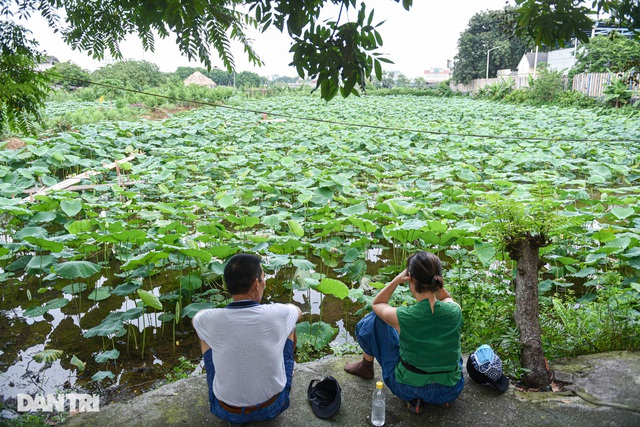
[371, 381, 385, 426]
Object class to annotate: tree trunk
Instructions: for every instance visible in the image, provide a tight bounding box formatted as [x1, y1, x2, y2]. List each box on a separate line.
[512, 235, 550, 389]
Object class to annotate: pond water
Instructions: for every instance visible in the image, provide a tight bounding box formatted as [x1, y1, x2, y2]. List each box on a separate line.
[0, 252, 380, 406]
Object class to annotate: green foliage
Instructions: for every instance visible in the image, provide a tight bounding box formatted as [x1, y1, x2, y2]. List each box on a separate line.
[0, 21, 50, 135]
[540, 273, 640, 359]
[235, 71, 264, 88]
[296, 321, 337, 352]
[0, 403, 52, 427]
[367, 83, 458, 98]
[572, 34, 640, 74]
[528, 66, 565, 103]
[3, 0, 415, 102]
[513, 0, 640, 47]
[32, 349, 63, 364]
[165, 356, 197, 382]
[47, 61, 91, 89]
[553, 90, 598, 108]
[483, 185, 562, 256]
[476, 78, 515, 100]
[453, 7, 532, 84]
[290, 2, 396, 100]
[504, 87, 533, 103]
[174, 66, 209, 80]
[91, 60, 166, 91]
[603, 72, 635, 107]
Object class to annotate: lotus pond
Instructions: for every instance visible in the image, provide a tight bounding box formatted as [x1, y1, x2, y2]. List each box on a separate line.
[1, 94, 639, 406]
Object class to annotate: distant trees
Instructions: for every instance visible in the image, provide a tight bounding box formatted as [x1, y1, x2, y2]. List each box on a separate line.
[48, 61, 91, 89]
[453, 8, 531, 84]
[174, 66, 208, 80]
[208, 69, 234, 86]
[513, 0, 640, 47]
[92, 60, 165, 91]
[235, 71, 264, 88]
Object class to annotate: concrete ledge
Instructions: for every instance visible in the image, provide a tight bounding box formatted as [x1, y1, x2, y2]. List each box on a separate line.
[62, 352, 640, 427]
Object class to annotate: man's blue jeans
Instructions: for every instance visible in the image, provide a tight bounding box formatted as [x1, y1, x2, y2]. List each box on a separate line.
[355, 312, 464, 404]
[203, 339, 294, 424]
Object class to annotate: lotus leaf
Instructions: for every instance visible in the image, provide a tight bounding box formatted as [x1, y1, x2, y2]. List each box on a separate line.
[348, 216, 377, 233]
[88, 287, 112, 301]
[611, 207, 635, 220]
[317, 278, 349, 300]
[6, 255, 33, 272]
[33, 349, 63, 364]
[287, 219, 304, 237]
[179, 275, 202, 291]
[15, 226, 48, 240]
[24, 237, 64, 253]
[65, 220, 93, 234]
[121, 251, 169, 270]
[291, 258, 314, 271]
[43, 298, 70, 310]
[23, 305, 47, 318]
[296, 321, 336, 351]
[122, 307, 144, 321]
[179, 249, 212, 263]
[137, 289, 163, 310]
[92, 371, 115, 381]
[30, 212, 57, 223]
[25, 255, 57, 273]
[70, 355, 85, 372]
[84, 319, 125, 338]
[111, 282, 141, 296]
[473, 242, 496, 266]
[62, 283, 87, 295]
[343, 248, 360, 263]
[158, 312, 176, 322]
[60, 199, 82, 217]
[95, 349, 120, 363]
[182, 302, 216, 318]
[218, 194, 238, 209]
[55, 261, 101, 279]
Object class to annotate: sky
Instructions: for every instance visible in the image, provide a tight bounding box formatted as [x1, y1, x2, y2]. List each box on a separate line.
[21, 0, 513, 79]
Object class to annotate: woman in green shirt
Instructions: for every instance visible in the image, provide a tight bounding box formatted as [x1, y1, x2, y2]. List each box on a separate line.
[344, 251, 464, 413]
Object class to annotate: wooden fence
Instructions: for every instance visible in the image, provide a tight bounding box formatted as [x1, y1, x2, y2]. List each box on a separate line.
[570, 72, 639, 96]
[451, 72, 639, 98]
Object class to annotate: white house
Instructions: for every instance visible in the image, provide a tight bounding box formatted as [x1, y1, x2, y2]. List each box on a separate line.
[37, 55, 59, 71]
[517, 47, 577, 76]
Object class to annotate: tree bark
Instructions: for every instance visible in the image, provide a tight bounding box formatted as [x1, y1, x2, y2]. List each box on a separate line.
[512, 234, 550, 389]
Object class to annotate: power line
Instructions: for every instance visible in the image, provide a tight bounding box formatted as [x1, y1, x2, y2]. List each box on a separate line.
[44, 70, 640, 144]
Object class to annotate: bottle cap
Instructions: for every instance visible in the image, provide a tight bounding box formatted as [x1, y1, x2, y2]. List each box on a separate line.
[376, 381, 383, 389]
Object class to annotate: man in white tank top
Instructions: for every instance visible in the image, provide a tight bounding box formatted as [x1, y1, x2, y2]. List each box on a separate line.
[193, 254, 302, 424]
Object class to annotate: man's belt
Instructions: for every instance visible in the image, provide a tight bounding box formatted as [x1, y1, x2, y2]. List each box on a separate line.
[218, 392, 280, 414]
[400, 358, 458, 375]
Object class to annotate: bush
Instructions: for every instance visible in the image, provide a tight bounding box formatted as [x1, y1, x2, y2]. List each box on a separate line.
[603, 73, 634, 108]
[475, 78, 514, 100]
[504, 88, 532, 103]
[528, 66, 565, 103]
[554, 90, 597, 108]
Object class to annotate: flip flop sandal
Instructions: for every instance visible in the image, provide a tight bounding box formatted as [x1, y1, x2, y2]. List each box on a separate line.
[406, 398, 423, 414]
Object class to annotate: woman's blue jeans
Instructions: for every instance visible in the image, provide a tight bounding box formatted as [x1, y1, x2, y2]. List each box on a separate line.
[355, 312, 464, 404]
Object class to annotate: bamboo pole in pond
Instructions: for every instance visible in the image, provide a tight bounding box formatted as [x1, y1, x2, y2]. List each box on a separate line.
[19, 155, 136, 204]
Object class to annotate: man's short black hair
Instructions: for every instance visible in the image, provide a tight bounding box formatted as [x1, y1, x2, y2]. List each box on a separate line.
[223, 254, 263, 295]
